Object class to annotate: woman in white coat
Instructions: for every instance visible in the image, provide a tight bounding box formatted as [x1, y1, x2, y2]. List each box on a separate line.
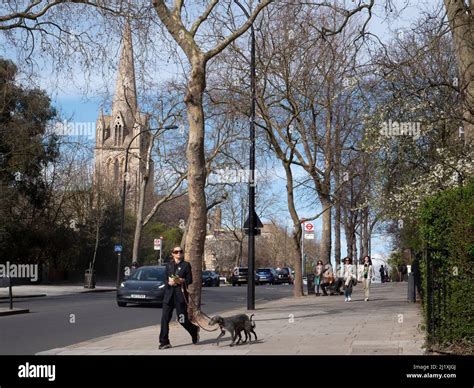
[342, 257, 356, 302]
[362, 256, 373, 301]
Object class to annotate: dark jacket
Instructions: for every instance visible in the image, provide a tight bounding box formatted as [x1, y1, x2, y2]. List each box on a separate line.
[163, 260, 193, 304]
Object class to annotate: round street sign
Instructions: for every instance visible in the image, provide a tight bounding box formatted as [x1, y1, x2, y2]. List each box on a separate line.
[304, 222, 314, 232]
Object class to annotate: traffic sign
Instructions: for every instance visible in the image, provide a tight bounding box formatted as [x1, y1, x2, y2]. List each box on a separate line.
[154, 238, 162, 251]
[304, 222, 314, 233]
[114, 244, 122, 253]
[304, 234, 315, 239]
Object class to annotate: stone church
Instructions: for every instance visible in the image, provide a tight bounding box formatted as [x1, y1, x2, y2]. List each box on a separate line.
[94, 22, 152, 212]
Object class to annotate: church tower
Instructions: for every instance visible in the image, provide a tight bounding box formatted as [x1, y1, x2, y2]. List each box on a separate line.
[94, 21, 152, 213]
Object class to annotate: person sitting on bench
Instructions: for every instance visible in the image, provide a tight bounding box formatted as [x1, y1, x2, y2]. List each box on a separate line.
[320, 264, 335, 296]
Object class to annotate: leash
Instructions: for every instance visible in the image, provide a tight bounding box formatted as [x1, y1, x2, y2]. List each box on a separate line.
[181, 282, 219, 332]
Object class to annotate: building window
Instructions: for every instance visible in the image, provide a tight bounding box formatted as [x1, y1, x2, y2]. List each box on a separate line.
[114, 159, 119, 183]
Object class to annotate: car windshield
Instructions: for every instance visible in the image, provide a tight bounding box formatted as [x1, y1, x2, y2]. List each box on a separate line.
[279, 269, 290, 274]
[257, 269, 271, 273]
[129, 267, 166, 281]
[202, 271, 211, 276]
[237, 268, 248, 274]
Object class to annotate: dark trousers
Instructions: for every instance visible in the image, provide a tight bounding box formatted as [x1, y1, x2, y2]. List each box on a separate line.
[334, 278, 343, 293]
[321, 279, 343, 295]
[320, 282, 330, 295]
[159, 294, 198, 345]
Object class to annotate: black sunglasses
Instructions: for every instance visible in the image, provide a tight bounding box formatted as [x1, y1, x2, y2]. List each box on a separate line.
[173, 250, 184, 254]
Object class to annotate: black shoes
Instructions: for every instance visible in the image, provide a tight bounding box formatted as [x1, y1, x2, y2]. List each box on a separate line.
[159, 343, 172, 350]
[192, 327, 200, 345]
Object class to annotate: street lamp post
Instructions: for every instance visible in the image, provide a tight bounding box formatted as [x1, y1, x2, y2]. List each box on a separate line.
[116, 125, 177, 289]
[234, 0, 256, 311]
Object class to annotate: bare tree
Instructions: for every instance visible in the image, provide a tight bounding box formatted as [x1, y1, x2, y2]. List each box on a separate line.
[150, 0, 272, 313]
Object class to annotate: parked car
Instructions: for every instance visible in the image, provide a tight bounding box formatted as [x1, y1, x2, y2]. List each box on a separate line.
[231, 267, 259, 286]
[256, 268, 279, 284]
[116, 266, 166, 307]
[276, 267, 294, 284]
[202, 270, 220, 287]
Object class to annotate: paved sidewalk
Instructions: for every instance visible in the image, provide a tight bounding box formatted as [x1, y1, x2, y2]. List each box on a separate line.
[38, 282, 425, 355]
[0, 283, 116, 299]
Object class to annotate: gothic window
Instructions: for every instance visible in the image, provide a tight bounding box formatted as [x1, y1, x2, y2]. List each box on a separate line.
[114, 159, 119, 183]
[104, 127, 110, 140]
[114, 125, 118, 146]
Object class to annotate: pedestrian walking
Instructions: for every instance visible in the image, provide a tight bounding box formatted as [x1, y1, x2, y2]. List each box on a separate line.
[333, 262, 344, 295]
[314, 260, 323, 295]
[379, 265, 385, 283]
[159, 246, 200, 349]
[362, 255, 373, 301]
[342, 257, 356, 302]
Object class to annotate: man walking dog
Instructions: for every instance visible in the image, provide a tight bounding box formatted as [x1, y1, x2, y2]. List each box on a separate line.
[159, 246, 200, 349]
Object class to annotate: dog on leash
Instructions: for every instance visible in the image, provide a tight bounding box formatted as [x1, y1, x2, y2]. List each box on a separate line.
[209, 314, 257, 346]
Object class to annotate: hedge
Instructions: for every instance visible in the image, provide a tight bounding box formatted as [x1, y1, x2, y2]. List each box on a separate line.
[418, 180, 474, 351]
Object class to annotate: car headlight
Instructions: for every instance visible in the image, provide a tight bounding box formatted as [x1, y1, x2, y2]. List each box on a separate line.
[120, 282, 125, 288]
[158, 284, 165, 289]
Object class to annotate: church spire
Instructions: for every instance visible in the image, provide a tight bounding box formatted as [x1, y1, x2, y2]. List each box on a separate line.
[112, 19, 137, 131]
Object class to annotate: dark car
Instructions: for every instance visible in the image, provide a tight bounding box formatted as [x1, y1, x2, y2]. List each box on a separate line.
[276, 267, 294, 284]
[202, 270, 220, 287]
[256, 268, 279, 285]
[231, 267, 259, 286]
[116, 265, 166, 307]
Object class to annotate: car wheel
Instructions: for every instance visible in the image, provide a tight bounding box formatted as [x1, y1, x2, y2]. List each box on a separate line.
[238, 283, 241, 286]
[232, 283, 236, 286]
[216, 281, 220, 287]
[117, 301, 127, 307]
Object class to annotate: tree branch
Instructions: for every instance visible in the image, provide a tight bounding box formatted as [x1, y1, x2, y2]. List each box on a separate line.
[190, 0, 219, 37]
[204, 0, 273, 61]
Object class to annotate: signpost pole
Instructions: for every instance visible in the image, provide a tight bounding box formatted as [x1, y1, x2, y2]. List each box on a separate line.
[160, 237, 163, 265]
[116, 252, 121, 289]
[8, 276, 13, 310]
[154, 237, 164, 265]
[301, 223, 304, 282]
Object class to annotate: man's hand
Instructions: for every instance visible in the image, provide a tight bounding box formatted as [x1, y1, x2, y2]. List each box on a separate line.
[168, 277, 184, 286]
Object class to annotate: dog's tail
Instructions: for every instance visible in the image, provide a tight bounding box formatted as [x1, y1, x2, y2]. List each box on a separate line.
[250, 314, 256, 329]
